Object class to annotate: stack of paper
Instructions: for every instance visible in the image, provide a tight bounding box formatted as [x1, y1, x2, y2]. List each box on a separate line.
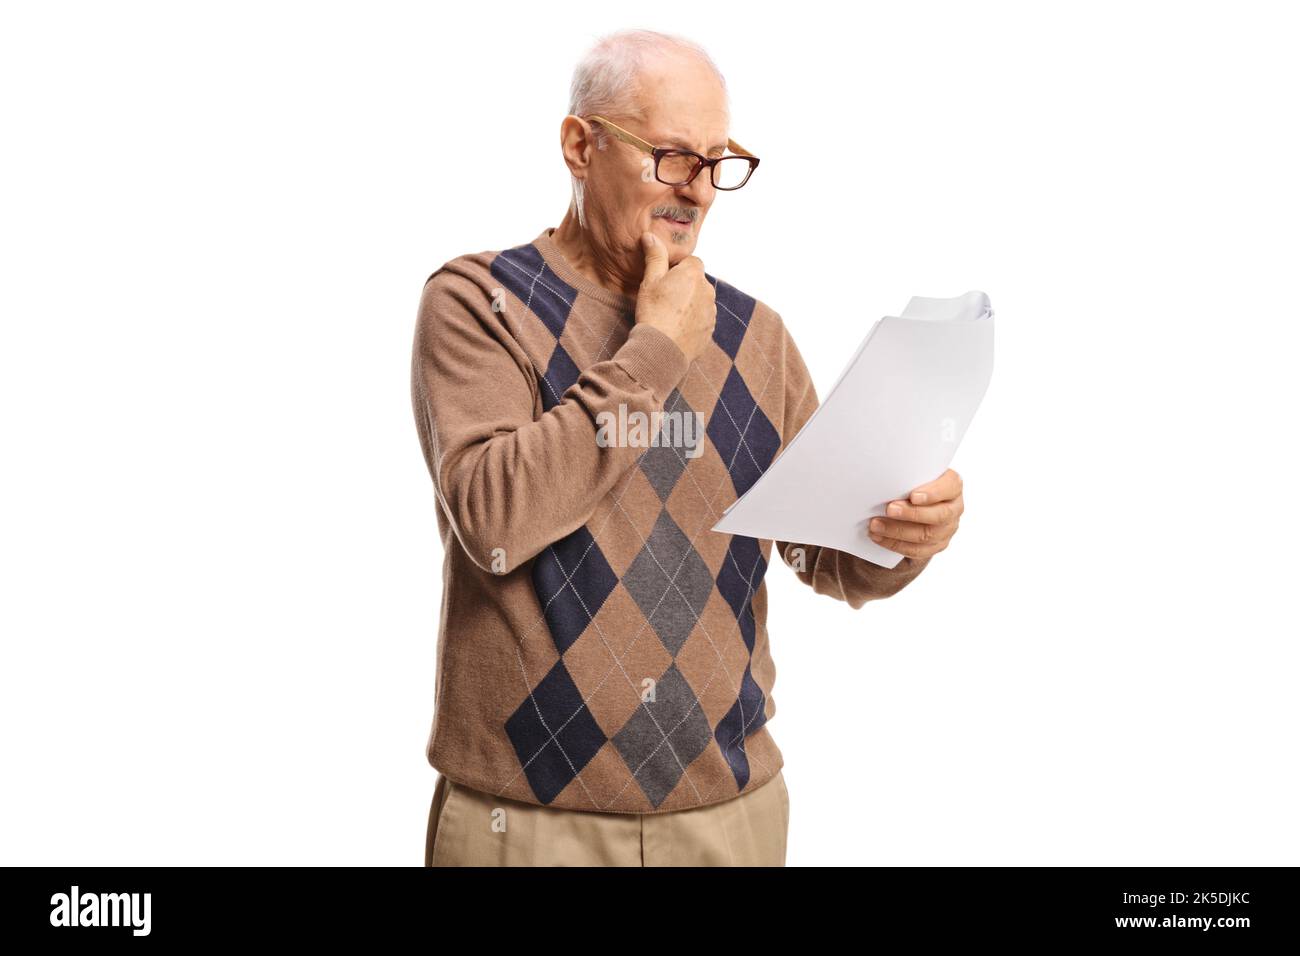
[711, 291, 994, 568]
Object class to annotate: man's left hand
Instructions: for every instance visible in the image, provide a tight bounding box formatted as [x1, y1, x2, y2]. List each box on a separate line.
[867, 468, 964, 560]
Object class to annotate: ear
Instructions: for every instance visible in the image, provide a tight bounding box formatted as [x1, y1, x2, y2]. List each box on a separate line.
[559, 115, 596, 178]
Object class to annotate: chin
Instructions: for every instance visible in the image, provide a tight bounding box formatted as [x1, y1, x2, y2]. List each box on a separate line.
[652, 219, 697, 247]
[669, 233, 699, 253]
[666, 243, 696, 265]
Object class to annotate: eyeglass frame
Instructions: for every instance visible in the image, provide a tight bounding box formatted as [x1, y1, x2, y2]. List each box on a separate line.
[582, 114, 760, 191]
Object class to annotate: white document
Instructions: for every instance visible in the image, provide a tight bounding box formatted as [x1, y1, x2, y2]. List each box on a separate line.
[711, 290, 994, 568]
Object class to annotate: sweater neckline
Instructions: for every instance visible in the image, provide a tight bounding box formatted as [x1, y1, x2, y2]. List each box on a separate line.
[533, 227, 637, 313]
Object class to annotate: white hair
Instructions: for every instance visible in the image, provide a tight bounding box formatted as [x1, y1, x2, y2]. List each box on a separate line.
[566, 29, 729, 228]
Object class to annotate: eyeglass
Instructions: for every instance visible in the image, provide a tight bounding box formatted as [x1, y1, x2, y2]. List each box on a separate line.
[583, 114, 760, 191]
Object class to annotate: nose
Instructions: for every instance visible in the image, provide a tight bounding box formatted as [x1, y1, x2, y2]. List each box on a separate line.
[676, 166, 714, 208]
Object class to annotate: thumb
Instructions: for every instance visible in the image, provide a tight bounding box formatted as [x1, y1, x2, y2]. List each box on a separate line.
[639, 231, 668, 286]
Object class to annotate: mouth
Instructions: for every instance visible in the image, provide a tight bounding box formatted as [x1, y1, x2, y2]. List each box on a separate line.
[658, 215, 694, 229]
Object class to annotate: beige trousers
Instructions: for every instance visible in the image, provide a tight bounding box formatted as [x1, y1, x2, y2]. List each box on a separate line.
[424, 770, 789, 867]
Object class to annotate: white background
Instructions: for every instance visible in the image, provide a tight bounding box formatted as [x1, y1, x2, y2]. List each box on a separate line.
[3, 1, 1296, 866]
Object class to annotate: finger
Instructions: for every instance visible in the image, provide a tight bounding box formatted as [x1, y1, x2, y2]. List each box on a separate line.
[908, 468, 962, 505]
[639, 232, 668, 285]
[869, 516, 942, 544]
[881, 496, 963, 526]
[674, 254, 704, 275]
[867, 531, 936, 559]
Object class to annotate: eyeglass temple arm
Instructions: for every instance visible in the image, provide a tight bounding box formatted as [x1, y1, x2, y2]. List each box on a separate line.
[586, 116, 651, 152]
[589, 116, 756, 160]
[726, 138, 756, 159]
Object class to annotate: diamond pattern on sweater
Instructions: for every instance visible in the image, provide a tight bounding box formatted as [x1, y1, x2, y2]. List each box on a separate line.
[707, 364, 781, 497]
[637, 387, 696, 501]
[505, 659, 608, 805]
[717, 534, 767, 653]
[490, 242, 574, 339]
[621, 511, 716, 656]
[708, 274, 756, 360]
[532, 525, 619, 655]
[612, 663, 712, 808]
[539, 342, 581, 411]
[714, 664, 768, 791]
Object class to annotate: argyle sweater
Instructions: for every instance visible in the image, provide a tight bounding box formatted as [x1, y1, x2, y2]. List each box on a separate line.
[410, 226, 930, 814]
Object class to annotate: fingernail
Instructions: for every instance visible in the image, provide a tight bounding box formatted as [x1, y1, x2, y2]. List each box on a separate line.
[888, 504, 903, 517]
[870, 519, 884, 533]
[911, 492, 928, 504]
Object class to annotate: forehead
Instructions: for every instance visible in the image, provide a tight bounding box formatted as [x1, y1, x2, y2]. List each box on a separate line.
[633, 55, 730, 151]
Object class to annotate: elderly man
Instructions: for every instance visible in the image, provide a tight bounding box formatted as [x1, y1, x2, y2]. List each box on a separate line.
[411, 29, 964, 867]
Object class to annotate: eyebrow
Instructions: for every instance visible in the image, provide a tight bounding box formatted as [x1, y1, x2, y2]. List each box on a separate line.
[663, 135, 729, 154]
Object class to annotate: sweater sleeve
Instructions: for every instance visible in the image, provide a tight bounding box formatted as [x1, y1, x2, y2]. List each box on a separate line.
[411, 264, 689, 575]
[771, 314, 931, 609]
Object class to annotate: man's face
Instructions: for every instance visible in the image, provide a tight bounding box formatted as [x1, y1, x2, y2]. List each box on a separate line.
[583, 56, 731, 269]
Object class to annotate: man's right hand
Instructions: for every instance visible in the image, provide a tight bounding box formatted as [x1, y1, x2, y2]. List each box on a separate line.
[634, 232, 717, 363]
